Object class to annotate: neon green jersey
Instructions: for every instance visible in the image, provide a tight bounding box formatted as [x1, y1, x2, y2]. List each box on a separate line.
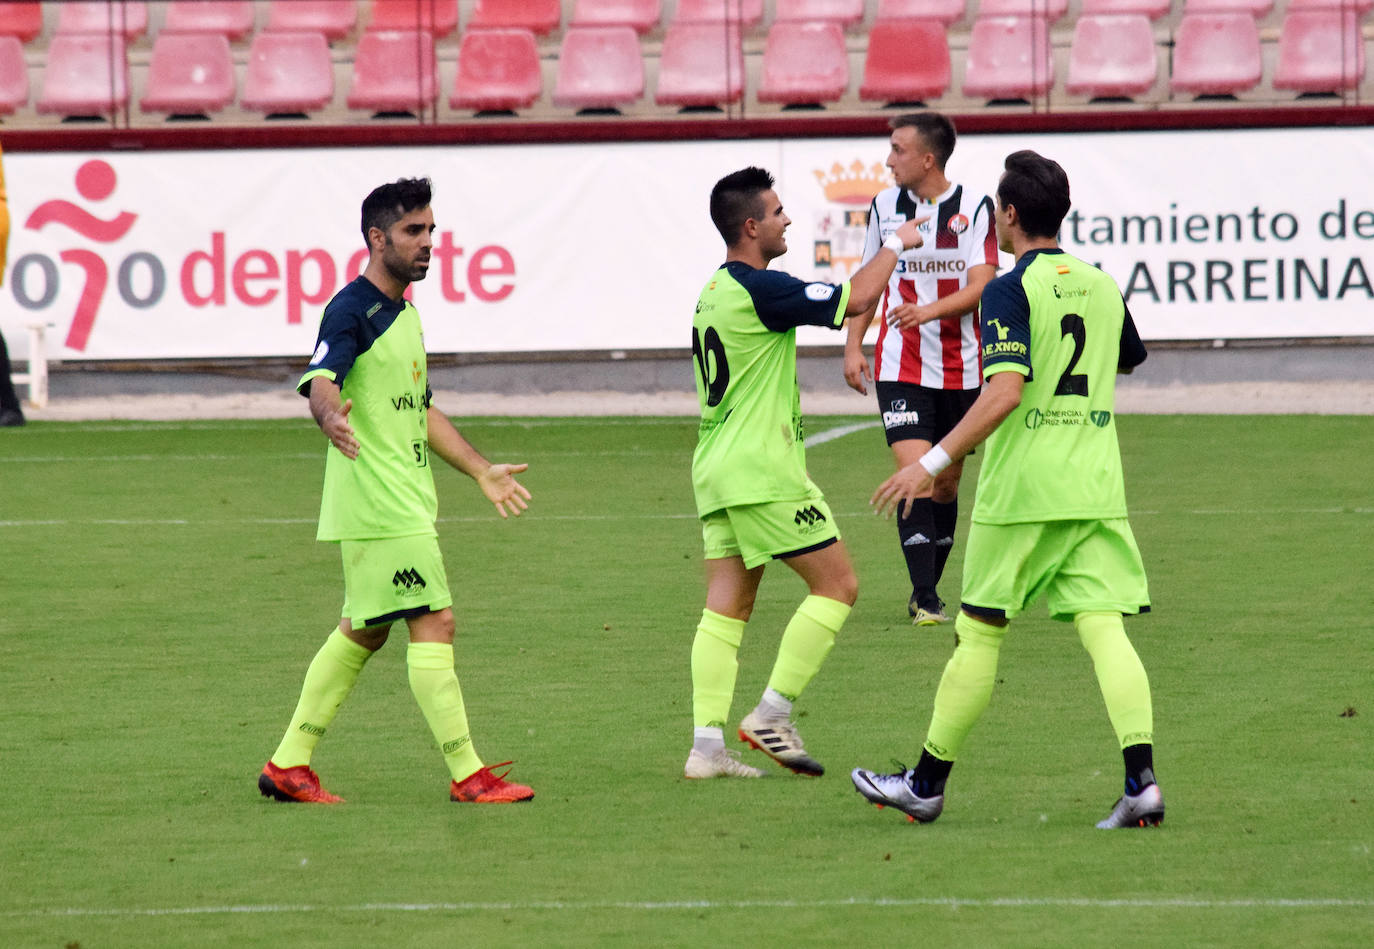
[298, 277, 436, 541]
[974, 249, 1147, 524]
[690, 261, 851, 515]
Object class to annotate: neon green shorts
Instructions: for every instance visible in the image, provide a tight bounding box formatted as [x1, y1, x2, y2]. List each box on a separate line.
[339, 534, 453, 628]
[961, 518, 1149, 622]
[701, 493, 840, 570]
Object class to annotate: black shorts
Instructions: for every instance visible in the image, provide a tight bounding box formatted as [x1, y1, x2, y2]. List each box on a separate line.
[875, 380, 980, 447]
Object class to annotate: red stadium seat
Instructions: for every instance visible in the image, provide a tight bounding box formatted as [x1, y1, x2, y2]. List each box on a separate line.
[57, 2, 148, 40]
[774, 0, 866, 25]
[0, 35, 29, 114]
[469, 0, 562, 35]
[1287, 0, 1374, 12]
[347, 29, 437, 113]
[758, 20, 849, 106]
[451, 28, 542, 111]
[963, 16, 1053, 100]
[1065, 14, 1157, 98]
[672, 0, 765, 26]
[877, 0, 968, 25]
[368, 0, 459, 37]
[860, 19, 951, 103]
[1181, 0, 1274, 15]
[554, 25, 644, 110]
[37, 33, 128, 116]
[266, 1, 359, 40]
[242, 31, 335, 114]
[140, 32, 235, 115]
[571, 0, 662, 33]
[0, 2, 41, 44]
[164, 2, 256, 39]
[655, 21, 744, 107]
[975, 0, 1068, 22]
[1274, 10, 1365, 93]
[1170, 13, 1261, 96]
[1079, 0, 1170, 17]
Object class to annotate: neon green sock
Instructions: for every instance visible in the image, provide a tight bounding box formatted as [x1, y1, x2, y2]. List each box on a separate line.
[765, 595, 849, 701]
[691, 609, 746, 729]
[272, 628, 372, 768]
[407, 642, 483, 783]
[923, 612, 1004, 761]
[1075, 611, 1154, 748]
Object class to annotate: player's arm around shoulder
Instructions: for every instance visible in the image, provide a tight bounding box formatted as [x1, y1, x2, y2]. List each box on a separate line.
[425, 405, 531, 519]
[845, 216, 927, 315]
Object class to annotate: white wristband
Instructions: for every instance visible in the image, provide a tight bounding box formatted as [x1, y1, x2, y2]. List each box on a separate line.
[919, 444, 952, 477]
[883, 233, 905, 255]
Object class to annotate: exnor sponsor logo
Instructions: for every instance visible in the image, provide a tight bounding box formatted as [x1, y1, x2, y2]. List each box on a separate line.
[12, 160, 517, 352]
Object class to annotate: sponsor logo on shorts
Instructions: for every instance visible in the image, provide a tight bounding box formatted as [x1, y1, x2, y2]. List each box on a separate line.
[393, 567, 427, 595]
[794, 505, 828, 529]
[883, 397, 920, 429]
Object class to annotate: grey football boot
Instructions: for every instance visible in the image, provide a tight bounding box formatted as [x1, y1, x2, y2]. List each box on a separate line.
[1096, 782, 1165, 828]
[851, 767, 944, 823]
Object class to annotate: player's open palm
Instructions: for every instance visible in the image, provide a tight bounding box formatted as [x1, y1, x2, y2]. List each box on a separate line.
[478, 463, 532, 518]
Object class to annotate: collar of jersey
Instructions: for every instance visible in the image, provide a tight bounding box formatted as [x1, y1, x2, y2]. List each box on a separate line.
[353, 275, 408, 318]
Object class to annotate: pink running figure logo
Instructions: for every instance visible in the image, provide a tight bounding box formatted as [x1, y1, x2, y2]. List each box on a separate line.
[25, 160, 138, 351]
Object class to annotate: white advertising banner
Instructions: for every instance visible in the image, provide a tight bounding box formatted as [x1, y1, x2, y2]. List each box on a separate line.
[4, 128, 1372, 360]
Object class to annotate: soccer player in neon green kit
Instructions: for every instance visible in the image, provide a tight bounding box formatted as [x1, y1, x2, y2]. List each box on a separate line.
[853, 151, 1163, 828]
[685, 167, 926, 778]
[259, 178, 535, 805]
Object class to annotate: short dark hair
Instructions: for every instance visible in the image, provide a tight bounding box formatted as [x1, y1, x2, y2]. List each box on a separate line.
[361, 177, 433, 245]
[997, 150, 1071, 239]
[710, 166, 774, 245]
[889, 112, 956, 169]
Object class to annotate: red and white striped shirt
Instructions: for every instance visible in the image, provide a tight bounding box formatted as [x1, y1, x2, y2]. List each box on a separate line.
[863, 183, 998, 390]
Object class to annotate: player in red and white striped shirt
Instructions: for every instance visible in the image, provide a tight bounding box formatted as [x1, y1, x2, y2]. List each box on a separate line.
[844, 113, 999, 625]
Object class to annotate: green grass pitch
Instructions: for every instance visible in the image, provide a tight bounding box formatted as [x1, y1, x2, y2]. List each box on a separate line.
[1, 413, 1371, 947]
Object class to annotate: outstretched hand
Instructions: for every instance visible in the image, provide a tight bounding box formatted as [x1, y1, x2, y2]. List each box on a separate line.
[871, 463, 934, 519]
[478, 462, 532, 518]
[323, 399, 360, 460]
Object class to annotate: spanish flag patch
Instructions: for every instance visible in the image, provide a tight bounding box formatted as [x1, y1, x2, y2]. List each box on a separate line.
[1056, 264, 1071, 274]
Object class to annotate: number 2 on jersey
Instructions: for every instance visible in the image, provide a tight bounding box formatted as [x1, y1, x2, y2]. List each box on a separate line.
[1055, 313, 1089, 397]
[692, 325, 730, 407]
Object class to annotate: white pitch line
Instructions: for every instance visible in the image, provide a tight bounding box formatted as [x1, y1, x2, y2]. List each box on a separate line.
[806, 420, 882, 446]
[7, 895, 1372, 920]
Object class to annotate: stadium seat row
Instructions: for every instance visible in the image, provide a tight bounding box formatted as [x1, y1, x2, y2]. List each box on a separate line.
[3, 1, 1371, 122]
[7, 0, 1373, 48]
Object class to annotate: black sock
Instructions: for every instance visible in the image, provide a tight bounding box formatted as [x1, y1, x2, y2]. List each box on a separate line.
[911, 749, 953, 798]
[898, 497, 938, 607]
[1122, 743, 1155, 795]
[932, 498, 958, 586]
